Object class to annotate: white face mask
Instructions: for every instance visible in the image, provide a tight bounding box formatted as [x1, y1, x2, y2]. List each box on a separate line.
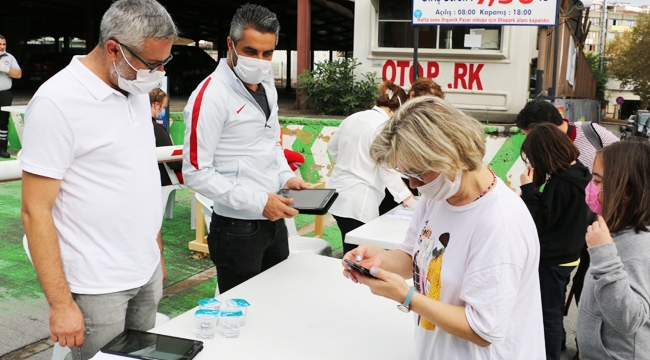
[417, 172, 463, 201]
[231, 47, 272, 84]
[113, 45, 165, 95]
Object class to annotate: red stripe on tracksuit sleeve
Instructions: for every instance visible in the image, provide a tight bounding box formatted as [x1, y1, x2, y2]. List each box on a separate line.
[190, 77, 213, 169]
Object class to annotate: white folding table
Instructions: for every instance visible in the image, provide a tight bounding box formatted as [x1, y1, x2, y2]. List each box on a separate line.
[344, 206, 413, 250]
[149, 252, 415, 360]
[0, 105, 27, 113]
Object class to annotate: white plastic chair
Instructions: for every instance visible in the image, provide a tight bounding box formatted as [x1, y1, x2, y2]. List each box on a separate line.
[285, 168, 331, 256]
[52, 344, 71, 360]
[286, 217, 332, 256]
[22, 236, 170, 360]
[195, 192, 330, 256]
[194, 192, 214, 234]
[191, 193, 218, 296]
[161, 163, 184, 219]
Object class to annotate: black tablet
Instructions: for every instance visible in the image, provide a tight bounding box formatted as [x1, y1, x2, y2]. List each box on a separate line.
[100, 330, 203, 360]
[277, 188, 339, 215]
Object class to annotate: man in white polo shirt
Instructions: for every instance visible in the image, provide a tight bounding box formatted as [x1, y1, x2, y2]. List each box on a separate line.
[20, 1, 176, 358]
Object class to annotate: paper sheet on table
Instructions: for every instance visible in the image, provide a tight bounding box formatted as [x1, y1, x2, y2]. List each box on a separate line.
[386, 207, 414, 220]
[90, 352, 134, 360]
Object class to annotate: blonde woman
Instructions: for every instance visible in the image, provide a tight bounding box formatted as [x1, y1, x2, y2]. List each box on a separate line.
[342, 96, 545, 359]
[327, 81, 416, 253]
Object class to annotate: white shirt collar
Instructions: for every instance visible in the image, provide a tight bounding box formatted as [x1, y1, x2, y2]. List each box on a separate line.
[67, 56, 124, 102]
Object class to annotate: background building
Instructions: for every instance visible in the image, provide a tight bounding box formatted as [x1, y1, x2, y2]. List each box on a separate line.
[353, 0, 599, 123]
[584, 1, 650, 118]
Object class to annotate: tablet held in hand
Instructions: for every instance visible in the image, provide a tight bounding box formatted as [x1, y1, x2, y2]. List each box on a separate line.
[277, 188, 339, 215]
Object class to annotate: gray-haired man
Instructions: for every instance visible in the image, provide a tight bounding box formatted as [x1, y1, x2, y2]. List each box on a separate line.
[20, 1, 176, 358]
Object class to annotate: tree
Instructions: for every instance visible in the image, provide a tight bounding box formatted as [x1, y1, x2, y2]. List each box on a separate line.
[584, 52, 608, 103]
[606, 13, 650, 108]
[297, 58, 379, 116]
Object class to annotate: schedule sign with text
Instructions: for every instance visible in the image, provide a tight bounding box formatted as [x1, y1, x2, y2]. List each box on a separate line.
[412, 0, 558, 26]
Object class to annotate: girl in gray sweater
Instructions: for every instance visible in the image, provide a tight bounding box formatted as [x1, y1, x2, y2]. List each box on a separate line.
[577, 141, 650, 359]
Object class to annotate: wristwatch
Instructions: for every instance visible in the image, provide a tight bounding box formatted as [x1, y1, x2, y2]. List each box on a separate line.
[397, 286, 416, 313]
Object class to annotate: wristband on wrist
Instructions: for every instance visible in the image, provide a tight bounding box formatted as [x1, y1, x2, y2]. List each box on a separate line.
[397, 286, 415, 313]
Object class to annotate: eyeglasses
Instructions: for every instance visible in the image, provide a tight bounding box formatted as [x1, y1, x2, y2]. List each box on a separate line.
[115, 40, 173, 73]
[396, 167, 424, 181]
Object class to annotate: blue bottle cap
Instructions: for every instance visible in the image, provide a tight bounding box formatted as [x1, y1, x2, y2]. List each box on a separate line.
[219, 309, 243, 317]
[226, 298, 250, 307]
[195, 309, 219, 317]
[198, 298, 221, 307]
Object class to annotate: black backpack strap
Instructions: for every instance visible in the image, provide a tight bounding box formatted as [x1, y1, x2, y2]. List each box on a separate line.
[566, 123, 575, 137]
[581, 121, 603, 150]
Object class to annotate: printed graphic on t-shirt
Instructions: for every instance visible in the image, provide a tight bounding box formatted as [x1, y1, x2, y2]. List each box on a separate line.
[412, 221, 449, 330]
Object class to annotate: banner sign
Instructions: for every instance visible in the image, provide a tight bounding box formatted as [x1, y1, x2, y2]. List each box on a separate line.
[412, 0, 558, 26]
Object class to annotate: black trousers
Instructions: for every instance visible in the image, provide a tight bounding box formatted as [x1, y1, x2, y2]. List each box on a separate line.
[539, 265, 575, 360]
[0, 89, 12, 149]
[208, 213, 289, 294]
[333, 215, 365, 254]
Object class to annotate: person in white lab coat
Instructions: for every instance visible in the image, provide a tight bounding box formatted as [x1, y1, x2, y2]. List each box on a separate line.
[327, 81, 416, 253]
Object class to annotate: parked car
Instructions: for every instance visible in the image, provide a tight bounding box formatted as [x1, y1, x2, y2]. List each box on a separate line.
[620, 111, 650, 140]
[620, 115, 637, 136]
[165, 45, 217, 94]
[22, 52, 81, 88]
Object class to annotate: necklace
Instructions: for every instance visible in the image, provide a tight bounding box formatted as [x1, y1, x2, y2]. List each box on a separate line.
[474, 168, 497, 202]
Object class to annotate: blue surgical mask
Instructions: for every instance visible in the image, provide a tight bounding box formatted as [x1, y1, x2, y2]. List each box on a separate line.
[155, 108, 166, 120]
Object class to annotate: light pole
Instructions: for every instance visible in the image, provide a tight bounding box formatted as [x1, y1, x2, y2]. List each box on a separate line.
[598, 0, 608, 70]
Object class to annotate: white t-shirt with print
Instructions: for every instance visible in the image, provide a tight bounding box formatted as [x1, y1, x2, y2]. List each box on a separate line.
[396, 179, 545, 359]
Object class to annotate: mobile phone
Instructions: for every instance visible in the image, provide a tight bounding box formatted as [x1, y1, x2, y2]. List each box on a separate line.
[344, 259, 376, 278]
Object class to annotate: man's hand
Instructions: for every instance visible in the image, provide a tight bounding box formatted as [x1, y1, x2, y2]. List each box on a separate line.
[520, 168, 534, 186]
[586, 215, 614, 248]
[0, 63, 9, 73]
[50, 300, 85, 348]
[283, 177, 310, 189]
[263, 193, 298, 221]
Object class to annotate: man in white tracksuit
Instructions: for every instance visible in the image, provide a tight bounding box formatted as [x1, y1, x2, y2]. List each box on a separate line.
[183, 4, 308, 293]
